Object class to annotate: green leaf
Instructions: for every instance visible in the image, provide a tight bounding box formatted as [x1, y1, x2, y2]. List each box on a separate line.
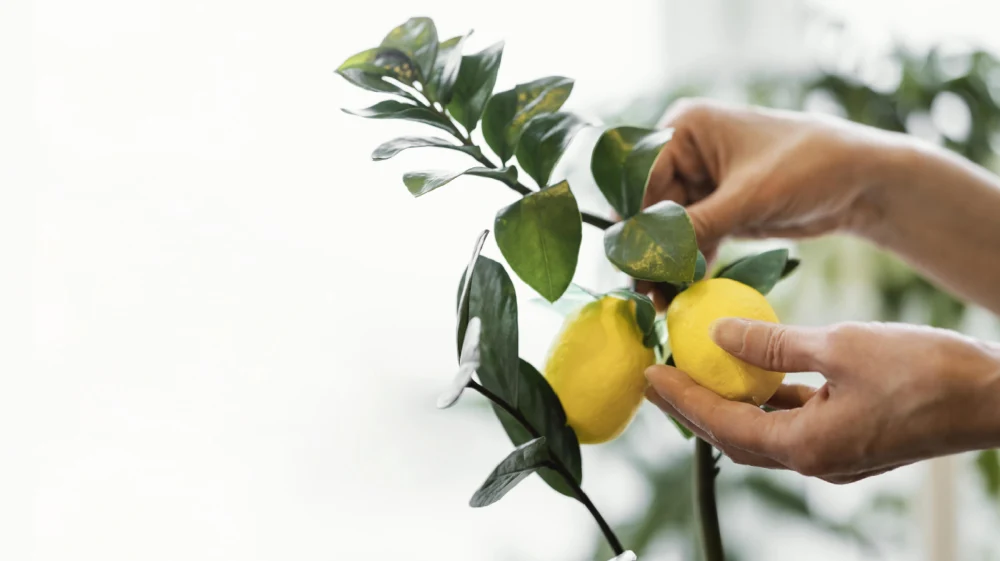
[343, 100, 455, 135]
[457, 256, 520, 408]
[403, 166, 517, 197]
[470, 437, 551, 507]
[425, 31, 471, 104]
[337, 47, 419, 85]
[483, 77, 574, 164]
[371, 136, 483, 162]
[781, 258, 801, 279]
[590, 126, 654, 218]
[977, 449, 1000, 499]
[494, 360, 582, 498]
[456, 230, 489, 357]
[606, 289, 657, 348]
[622, 128, 674, 216]
[694, 251, 707, 281]
[336, 68, 418, 101]
[447, 42, 504, 133]
[380, 17, 438, 80]
[717, 249, 790, 295]
[515, 112, 588, 187]
[603, 201, 698, 283]
[495, 181, 581, 302]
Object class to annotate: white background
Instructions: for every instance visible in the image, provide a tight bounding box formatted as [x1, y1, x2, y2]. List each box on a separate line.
[7, 0, 1000, 560]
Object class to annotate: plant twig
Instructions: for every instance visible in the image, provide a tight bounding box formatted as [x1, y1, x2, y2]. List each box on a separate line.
[468, 380, 625, 555]
[695, 438, 725, 561]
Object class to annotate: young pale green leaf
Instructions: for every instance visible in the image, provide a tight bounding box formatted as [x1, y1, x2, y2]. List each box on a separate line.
[470, 437, 551, 507]
[495, 181, 581, 302]
[530, 283, 597, 317]
[337, 47, 418, 85]
[403, 166, 517, 197]
[591, 126, 654, 219]
[424, 31, 471, 104]
[447, 42, 504, 133]
[456, 256, 520, 408]
[371, 136, 483, 162]
[483, 77, 575, 164]
[493, 359, 583, 498]
[977, 449, 1000, 499]
[343, 100, 455, 135]
[605, 289, 657, 348]
[622, 128, 674, 216]
[515, 113, 588, 187]
[455, 230, 489, 357]
[380, 17, 438, 80]
[716, 249, 790, 295]
[603, 201, 698, 283]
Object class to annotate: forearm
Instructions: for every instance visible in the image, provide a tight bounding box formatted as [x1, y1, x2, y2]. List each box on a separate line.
[859, 135, 1000, 315]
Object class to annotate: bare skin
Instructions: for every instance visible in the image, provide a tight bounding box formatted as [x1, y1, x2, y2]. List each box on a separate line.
[639, 99, 1000, 482]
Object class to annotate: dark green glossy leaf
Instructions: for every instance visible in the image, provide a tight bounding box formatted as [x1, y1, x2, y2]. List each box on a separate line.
[470, 437, 550, 507]
[977, 449, 1000, 499]
[343, 100, 455, 134]
[606, 289, 657, 348]
[447, 42, 504, 132]
[457, 256, 519, 407]
[403, 166, 517, 197]
[717, 249, 790, 295]
[782, 258, 801, 279]
[456, 230, 489, 357]
[591, 126, 654, 218]
[425, 31, 471, 104]
[371, 136, 483, 161]
[380, 17, 438, 80]
[495, 181, 581, 302]
[515, 112, 588, 187]
[337, 47, 418, 85]
[483, 77, 574, 163]
[494, 360, 582, 498]
[693, 251, 707, 281]
[622, 128, 674, 217]
[603, 201, 698, 283]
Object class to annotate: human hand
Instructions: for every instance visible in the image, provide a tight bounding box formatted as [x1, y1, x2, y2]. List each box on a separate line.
[645, 319, 1000, 483]
[640, 99, 895, 261]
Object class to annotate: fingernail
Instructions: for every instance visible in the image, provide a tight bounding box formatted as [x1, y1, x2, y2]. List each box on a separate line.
[710, 318, 748, 354]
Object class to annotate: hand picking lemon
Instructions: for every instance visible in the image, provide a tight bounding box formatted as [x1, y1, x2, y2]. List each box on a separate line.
[666, 278, 785, 405]
[544, 296, 655, 444]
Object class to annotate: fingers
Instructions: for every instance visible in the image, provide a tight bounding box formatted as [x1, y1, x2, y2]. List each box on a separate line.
[685, 191, 746, 260]
[710, 318, 829, 374]
[645, 365, 795, 462]
[644, 386, 786, 469]
[766, 384, 819, 410]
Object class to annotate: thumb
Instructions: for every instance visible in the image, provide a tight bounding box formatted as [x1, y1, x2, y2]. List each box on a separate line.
[685, 189, 745, 259]
[710, 318, 826, 373]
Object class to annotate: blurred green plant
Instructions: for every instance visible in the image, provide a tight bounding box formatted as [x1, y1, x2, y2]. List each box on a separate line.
[337, 16, 802, 561]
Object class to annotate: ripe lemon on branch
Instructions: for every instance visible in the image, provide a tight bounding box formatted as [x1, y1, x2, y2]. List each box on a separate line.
[543, 296, 655, 444]
[667, 278, 785, 405]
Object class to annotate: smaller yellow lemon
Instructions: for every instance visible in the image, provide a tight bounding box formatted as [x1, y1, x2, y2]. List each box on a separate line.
[666, 278, 784, 405]
[544, 296, 655, 444]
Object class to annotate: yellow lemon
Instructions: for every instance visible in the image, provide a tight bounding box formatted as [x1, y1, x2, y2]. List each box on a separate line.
[544, 296, 655, 444]
[666, 278, 784, 405]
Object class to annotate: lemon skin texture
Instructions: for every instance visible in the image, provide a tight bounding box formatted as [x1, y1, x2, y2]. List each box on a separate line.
[666, 278, 785, 405]
[543, 296, 655, 444]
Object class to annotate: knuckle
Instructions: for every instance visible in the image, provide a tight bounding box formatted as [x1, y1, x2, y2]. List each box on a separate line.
[818, 322, 859, 368]
[764, 325, 790, 369]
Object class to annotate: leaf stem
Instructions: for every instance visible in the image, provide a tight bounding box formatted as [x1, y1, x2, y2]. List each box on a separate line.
[582, 213, 614, 230]
[468, 380, 625, 555]
[695, 438, 725, 561]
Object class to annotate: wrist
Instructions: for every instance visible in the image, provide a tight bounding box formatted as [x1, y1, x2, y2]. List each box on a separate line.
[842, 130, 920, 245]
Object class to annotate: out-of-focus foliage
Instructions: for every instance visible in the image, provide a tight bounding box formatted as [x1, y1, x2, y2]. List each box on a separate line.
[588, 39, 1000, 561]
